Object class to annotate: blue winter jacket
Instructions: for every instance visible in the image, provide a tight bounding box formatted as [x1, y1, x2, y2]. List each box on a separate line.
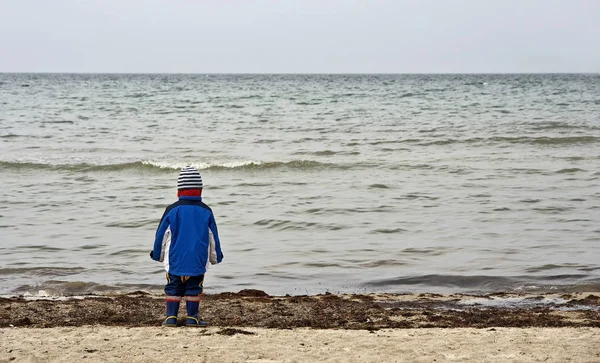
[151, 196, 224, 276]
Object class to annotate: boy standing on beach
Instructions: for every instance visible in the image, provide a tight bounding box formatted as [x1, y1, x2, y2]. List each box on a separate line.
[150, 166, 224, 327]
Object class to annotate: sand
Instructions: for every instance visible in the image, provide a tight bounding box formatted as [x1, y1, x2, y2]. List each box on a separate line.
[1, 291, 599, 362]
[1, 326, 599, 363]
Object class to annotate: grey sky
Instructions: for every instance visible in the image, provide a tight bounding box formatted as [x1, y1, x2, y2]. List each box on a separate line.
[1, 0, 598, 73]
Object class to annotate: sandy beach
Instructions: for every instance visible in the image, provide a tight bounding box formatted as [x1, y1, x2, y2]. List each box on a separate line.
[1, 326, 599, 363]
[1, 291, 599, 362]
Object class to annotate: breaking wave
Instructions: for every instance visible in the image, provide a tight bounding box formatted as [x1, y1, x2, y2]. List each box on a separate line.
[0, 159, 341, 173]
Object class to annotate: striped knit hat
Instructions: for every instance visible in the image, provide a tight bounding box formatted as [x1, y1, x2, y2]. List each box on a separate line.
[177, 166, 203, 190]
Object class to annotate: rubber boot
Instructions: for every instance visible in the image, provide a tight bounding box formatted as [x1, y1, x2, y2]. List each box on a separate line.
[162, 296, 181, 327]
[185, 296, 208, 327]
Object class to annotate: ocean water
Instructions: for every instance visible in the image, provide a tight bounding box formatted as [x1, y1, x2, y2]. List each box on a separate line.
[0, 73, 599, 296]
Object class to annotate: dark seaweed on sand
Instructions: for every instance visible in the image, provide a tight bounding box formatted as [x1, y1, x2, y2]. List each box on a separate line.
[1, 290, 598, 329]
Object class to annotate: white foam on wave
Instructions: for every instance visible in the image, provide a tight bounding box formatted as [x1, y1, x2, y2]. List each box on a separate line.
[142, 159, 264, 170]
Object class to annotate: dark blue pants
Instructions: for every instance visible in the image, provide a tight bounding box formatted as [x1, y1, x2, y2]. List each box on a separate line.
[164, 273, 204, 296]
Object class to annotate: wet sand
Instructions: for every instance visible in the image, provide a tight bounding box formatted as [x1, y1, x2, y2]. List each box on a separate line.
[1, 291, 599, 362]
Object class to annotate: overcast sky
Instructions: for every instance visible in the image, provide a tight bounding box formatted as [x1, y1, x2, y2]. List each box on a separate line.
[1, 0, 598, 73]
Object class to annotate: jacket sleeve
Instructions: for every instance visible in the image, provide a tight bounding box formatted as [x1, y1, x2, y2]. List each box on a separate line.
[208, 214, 224, 264]
[151, 210, 171, 262]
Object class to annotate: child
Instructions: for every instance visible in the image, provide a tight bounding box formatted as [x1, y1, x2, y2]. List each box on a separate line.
[150, 166, 224, 327]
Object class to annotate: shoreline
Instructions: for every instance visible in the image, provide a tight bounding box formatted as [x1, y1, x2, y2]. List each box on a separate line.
[1, 291, 599, 362]
[1, 290, 598, 329]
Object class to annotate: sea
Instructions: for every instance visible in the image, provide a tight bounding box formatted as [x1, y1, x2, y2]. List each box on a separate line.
[1, 73, 599, 297]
